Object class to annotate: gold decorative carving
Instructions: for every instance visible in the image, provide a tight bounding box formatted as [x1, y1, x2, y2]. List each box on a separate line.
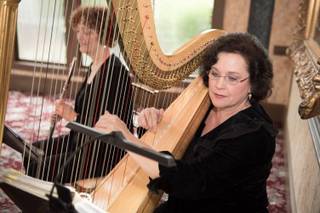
[288, 0, 320, 119]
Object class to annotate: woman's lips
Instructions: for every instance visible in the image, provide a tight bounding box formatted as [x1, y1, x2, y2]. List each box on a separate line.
[214, 93, 226, 98]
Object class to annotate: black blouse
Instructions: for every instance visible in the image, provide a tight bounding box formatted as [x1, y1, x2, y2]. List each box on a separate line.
[70, 54, 133, 179]
[26, 54, 133, 183]
[149, 103, 277, 213]
[74, 54, 132, 127]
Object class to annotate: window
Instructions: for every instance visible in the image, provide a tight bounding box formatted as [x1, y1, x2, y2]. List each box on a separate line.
[17, 0, 67, 64]
[16, 0, 214, 65]
[81, 0, 106, 6]
[16, 0, 106, 65]
[153, 0, 214, 54]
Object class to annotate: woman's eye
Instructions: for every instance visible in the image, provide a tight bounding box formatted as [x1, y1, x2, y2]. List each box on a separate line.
[211, 72, 220, 77]
[227, 76, 238, 82]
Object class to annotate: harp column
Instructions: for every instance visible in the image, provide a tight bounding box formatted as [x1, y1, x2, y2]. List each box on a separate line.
[0, 0, 20, 152]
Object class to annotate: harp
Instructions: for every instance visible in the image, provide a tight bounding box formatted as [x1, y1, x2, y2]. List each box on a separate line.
[0, 0, 225, 212]
[72, 0, 225, 212]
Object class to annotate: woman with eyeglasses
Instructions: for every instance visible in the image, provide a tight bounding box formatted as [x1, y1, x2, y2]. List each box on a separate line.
[95, 32, 277, 213]
[24, 6, 133, 183]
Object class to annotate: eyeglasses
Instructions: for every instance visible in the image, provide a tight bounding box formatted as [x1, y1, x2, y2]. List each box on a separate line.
[207, 69, 249, 86]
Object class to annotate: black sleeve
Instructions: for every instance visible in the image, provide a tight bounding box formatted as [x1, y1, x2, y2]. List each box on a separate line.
[148, 129, 275, 199]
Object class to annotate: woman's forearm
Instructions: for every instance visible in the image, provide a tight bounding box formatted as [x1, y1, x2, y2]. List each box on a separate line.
[95, 112, 161, 178]
[123, 131, 160, 178]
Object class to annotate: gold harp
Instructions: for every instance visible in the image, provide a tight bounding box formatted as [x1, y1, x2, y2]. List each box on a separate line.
[0, 0, 225, 212]
[75, 0, 225, 212]
[0, 0, 19, 150]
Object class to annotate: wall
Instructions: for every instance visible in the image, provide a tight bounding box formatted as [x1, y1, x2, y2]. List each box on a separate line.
[285, 79, 320, 213]
[268, 0, 299, 106]
[264, 0, 300, 124]
[222, 0, 250, 32]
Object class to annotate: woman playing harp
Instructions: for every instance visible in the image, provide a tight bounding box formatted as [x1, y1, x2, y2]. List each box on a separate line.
[24, 5, 133, 183]
[95, 33, 277, 212]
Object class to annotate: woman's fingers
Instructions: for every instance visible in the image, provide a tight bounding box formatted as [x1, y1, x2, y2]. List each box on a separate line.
[96, 111, 110, 126]
[54, 99, 77, 121]
[95, 112, 111, 132]
[54, 100, 63, 116]
[158, 109, 164, 122]
[148, 108, 158, 131]
[138, 112, 148, 129]
[95, 111, 126, 133]
[137, 107, 164, 131]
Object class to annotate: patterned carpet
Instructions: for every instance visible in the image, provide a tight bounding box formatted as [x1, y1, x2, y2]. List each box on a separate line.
[0, 91, 289, 212]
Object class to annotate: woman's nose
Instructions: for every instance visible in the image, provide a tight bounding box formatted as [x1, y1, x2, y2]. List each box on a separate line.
[77, 32, 84, 42]
[215, 76, 226, 88]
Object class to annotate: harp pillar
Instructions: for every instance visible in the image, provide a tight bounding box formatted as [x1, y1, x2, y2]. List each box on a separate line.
[0, 0, 20, 152]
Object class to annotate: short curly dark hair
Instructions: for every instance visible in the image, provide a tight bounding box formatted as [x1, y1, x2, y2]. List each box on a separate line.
[70, 6, 117, 46]
[201, 32, 273, 102]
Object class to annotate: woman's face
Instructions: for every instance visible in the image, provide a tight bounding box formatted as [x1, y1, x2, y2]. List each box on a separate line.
[208, 52, 251, 111]
[75, 23, 99, 56]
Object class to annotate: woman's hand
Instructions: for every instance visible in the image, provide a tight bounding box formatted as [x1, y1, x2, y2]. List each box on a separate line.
[95, 111, 132, 139]
[137, 107, 164, 132]
[54, 99, 77, 121]
[96, 111, 160, 178]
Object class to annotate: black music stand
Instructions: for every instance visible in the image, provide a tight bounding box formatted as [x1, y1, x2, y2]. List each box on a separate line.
[2, 124, 43, 161]
[66, 121, 176, 168]
[0, 181, 50, 213]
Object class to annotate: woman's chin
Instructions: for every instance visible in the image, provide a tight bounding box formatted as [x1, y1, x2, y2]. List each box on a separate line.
[212, 103, 226, 109]
[211, 96, 227, 106]
[79, 46, 88, 54]
[211, 98, 231, 109]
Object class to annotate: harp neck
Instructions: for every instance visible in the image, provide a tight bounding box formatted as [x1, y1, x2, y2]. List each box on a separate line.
[111, 0, 225, 89]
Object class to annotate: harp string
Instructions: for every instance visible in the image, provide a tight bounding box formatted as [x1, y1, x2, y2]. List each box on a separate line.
[22, 0, 44, 175]
[74, 1, 106, 182]
[65, 0, 132, 184]
[82, 0, 133, 192]
[22, 0, 73, 180]
[31, 0, 52, 179]
[93, 5, 125, 177]
[44, 0, 75, 181]
[79, 0, 142, 204]
[92, 1, 142, 202]
[68, 2, 112, 182]
[52, 0, 84, 182]
[129, 0, 183, 141]
[97, 1, 124, 178]
[22, 0, 77, 181]
[43, 0, 80, 181]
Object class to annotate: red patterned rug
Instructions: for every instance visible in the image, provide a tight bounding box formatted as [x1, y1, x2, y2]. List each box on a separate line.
[0, 91, 289, 212]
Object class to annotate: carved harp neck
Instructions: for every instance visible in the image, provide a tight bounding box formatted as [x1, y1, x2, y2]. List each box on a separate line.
[111, 0, 225, 89]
